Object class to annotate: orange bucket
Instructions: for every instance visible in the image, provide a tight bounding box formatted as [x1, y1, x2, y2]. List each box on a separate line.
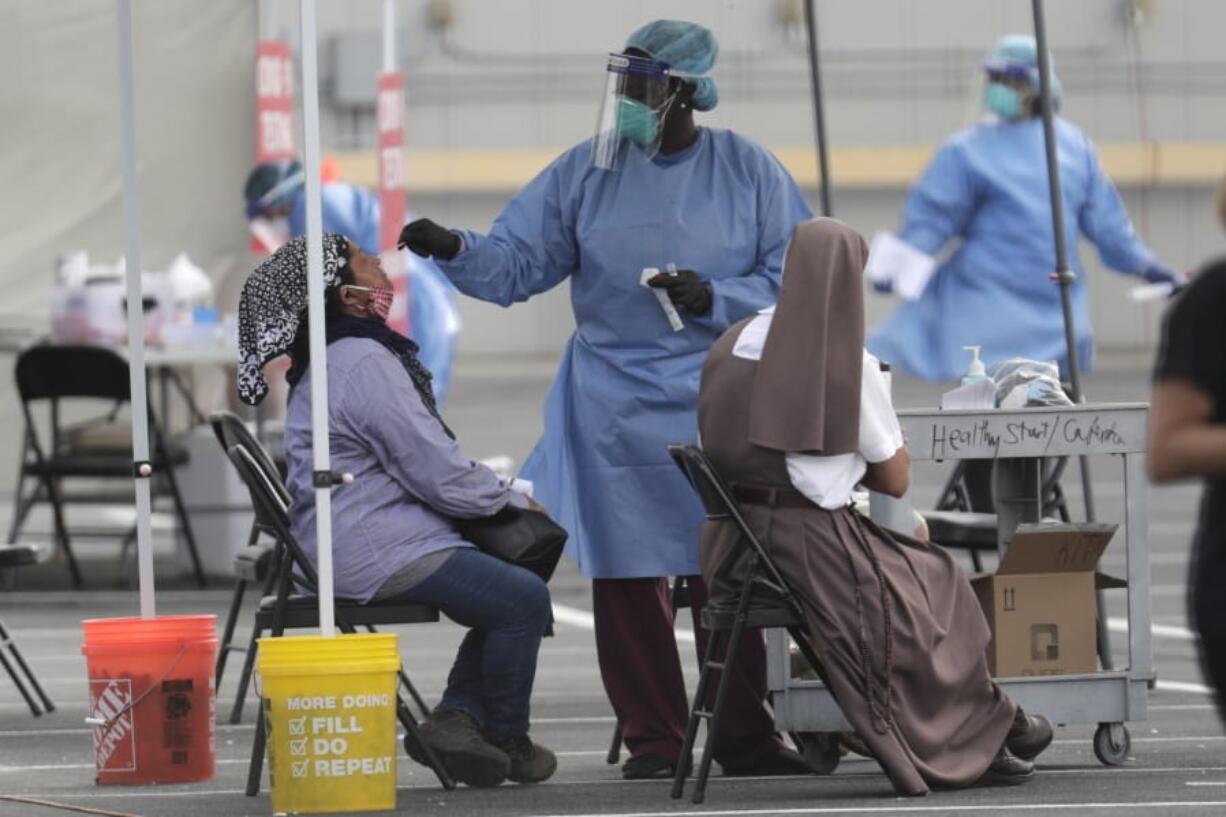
[81, 615, 217, 785]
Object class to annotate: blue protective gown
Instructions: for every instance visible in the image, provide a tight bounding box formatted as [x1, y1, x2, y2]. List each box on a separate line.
[867, 117, 1155, 382]
[289, 182, 459, 405]
[439, 129, 813, 578]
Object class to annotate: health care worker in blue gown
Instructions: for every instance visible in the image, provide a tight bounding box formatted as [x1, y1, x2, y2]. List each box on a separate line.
[243, 159, 461, 405]
[866, 35, 1183, 382]
[399, 21, 815, 781]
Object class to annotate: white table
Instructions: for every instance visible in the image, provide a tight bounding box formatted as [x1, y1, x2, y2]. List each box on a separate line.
[116, 341, 236, 430]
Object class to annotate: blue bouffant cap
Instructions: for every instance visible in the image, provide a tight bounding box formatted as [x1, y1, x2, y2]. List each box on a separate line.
[625, 20, 719, 111]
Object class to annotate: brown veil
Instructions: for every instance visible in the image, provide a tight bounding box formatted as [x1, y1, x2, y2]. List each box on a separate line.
[747, 218, 868, 455]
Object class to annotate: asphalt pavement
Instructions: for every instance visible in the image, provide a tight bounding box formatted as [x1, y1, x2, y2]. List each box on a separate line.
[0, 359, 1221, 817]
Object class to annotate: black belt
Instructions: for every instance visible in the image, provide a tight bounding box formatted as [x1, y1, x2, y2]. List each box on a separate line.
[732, 484, 814, 510]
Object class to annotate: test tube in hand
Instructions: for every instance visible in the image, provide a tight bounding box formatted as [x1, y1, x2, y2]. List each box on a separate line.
[641, 265, 685, 332]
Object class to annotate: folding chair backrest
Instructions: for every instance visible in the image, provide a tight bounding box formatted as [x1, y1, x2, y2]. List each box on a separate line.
[226, 443, 319, 593]
[667, 444, 793, 594]
[668, 444, 731, 521]
[209, 411, 289, 505]
[15, 345, 132, 404]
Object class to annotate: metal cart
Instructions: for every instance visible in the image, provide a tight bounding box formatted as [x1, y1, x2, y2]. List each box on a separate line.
[766, 402, 1152, 766]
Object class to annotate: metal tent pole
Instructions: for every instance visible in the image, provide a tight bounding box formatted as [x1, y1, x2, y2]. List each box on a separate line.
[115, 0, 156, 619]
[1031, 0, 1097, 521]
[382, 0, 396, 72]
[1032, 0, 1110, 669]
[298, 0, 336, 637]
[1031, 0, 1085, 410]
[802, 0, 833, 217]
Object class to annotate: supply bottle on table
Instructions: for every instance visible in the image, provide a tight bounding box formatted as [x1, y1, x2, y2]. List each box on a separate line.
[961, 345, 988, 387]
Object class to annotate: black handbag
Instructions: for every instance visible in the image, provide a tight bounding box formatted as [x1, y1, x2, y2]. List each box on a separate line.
[455, 506, 568, 582]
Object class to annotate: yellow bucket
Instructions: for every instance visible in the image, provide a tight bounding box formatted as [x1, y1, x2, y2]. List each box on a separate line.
[257, 633, 400, 814]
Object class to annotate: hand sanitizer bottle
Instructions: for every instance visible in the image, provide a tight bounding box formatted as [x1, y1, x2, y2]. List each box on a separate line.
[961, 345, 987, 386]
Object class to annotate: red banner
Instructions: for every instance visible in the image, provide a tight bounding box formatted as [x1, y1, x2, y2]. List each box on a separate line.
[376, 72, 406, 252]
[255, 41, 295, 163]
[377, 72, 409, 334]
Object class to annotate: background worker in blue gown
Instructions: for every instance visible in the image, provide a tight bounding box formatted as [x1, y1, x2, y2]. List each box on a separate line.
[399, 20, 814, 781]
[243, 159, 460, 405]
[867, 34, 1183, 382]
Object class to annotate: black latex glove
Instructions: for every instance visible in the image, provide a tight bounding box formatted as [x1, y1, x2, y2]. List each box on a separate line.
[647, 269, 713, 316]
[397, 218, 462, 261]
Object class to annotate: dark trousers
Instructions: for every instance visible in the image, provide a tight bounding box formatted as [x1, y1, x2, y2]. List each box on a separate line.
[1192, 550, 1226, 726]
[592, 574, 781, 768]
[392, 548, 551, 739]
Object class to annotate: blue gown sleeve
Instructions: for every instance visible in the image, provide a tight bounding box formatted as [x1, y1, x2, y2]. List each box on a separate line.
[702, 157, 814, 329]
[897, 140, 978, 256]
[437, 156, 578, 307]
[1076, 136, 1154, 276]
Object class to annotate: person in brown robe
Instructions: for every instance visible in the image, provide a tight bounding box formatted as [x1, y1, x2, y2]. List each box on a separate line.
[697, 218, 1053, 795]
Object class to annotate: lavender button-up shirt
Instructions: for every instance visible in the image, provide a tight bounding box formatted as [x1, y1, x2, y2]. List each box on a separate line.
[285, 337, 524, 602]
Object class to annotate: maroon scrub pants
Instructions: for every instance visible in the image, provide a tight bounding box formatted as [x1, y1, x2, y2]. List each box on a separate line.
[592, 574, 782, 768]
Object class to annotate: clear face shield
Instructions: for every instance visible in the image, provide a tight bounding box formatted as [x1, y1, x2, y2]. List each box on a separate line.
[591, 53, 676, 170]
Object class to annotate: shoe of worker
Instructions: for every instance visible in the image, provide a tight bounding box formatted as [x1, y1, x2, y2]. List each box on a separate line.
[410, 708, 510, 788]
[721, 746, 817, 777]
[1006, 708, 1054, 761]
[489, 734, 557, 784]
[621, 753, 681, 780]
[974, 746, 1035, 787]
[796, 732, 843, 774]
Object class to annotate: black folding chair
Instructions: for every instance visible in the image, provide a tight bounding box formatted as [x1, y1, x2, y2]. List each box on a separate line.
[224, 444, 455, 795]
[0, 544, 55, 717]
[605, 576, 691, 765]
[666, 445, 835, 805]
[8, 344, 205, 587]
[213, 416, 433, 727]
[207, 411, 282, 723]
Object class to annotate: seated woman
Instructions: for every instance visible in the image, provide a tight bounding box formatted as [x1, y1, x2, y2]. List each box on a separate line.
[237, 234, 556, 788]
[696, 219, 1052, 795]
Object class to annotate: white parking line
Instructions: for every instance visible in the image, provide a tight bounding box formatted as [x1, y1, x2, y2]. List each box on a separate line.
[541, 803, 1226, 816]
[554, 602, 695, 643]
[1155, 680, 1214, 694]
[11, 747, 1226, 777]
[1107, 618, 1196, 641]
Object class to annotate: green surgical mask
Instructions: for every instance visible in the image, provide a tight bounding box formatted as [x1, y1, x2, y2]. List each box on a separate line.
[615, 96, 660, 146]
[984, 82, 1023, 120]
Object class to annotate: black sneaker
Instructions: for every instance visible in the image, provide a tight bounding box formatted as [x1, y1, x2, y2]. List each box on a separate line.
[1006, 709, 1054, 762]
[974, 746, 1035, 787]
[489, 734, 557, 784]
[721, 746, 819, 777]
[412, 708, 509, 788]
[621, 753, 678, 780]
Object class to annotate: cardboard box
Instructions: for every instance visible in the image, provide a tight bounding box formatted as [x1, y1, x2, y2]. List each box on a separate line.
[971, 523, 1126, 678]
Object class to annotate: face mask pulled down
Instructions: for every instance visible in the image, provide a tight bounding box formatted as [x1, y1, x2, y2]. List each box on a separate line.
[343, 285, 395, 322]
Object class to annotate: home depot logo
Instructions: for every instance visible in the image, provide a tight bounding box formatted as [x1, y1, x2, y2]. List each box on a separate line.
[89, 678, 136, 772]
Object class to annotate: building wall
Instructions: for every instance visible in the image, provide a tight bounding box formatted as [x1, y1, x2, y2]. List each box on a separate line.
[259, 0, 1226, 358]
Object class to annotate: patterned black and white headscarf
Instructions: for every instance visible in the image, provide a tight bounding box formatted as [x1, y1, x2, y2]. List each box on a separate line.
[237, 233, 349, 405]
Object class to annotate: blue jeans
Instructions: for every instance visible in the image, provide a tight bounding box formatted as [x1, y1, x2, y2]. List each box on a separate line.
[390, 547, 551, 739]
